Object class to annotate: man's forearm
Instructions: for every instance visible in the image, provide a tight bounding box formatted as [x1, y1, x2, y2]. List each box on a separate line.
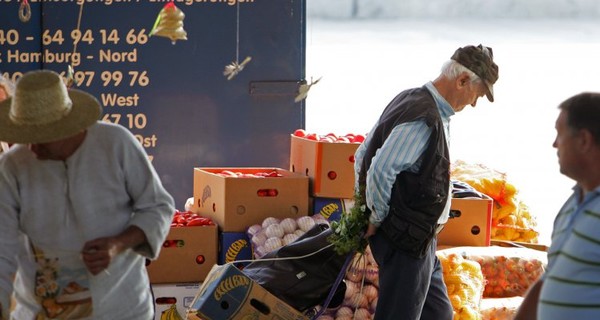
[514, 279, 542, 320]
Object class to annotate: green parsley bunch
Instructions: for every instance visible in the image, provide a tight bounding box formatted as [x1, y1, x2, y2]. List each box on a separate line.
[328, 185, 370, 255]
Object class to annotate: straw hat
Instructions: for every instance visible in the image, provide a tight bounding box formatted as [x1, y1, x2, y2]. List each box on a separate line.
[0, 70, 101, 144]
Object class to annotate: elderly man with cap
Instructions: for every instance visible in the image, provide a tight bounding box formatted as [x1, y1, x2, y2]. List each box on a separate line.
[0, 70, 175, 319]
[354, 44, 499, 320]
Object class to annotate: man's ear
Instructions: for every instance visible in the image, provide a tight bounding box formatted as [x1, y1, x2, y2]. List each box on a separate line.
[458, 73, 471, 87]
[580, 129, 595, 152]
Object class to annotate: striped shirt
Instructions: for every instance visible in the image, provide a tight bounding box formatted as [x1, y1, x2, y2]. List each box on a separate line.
[354, 82, 454, 226]
[539, 185, 600, 319]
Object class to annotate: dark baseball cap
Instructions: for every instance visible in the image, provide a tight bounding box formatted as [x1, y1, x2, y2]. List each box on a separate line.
[451, 44, 499, 102]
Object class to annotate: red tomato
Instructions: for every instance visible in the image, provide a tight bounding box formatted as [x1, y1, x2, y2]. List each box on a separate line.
[176, 215, 187, 225]
[266, 170, 280, 178]
[352, 134, 366, 143]
[293, 129, 307, 137]
[187, 217, 210, 226]
[336, 136, 351, 143]
[305, 133, 318, 141]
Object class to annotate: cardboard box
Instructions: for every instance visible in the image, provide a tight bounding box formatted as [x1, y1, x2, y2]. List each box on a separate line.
[438, 196, 493, 247]
[192, 167, 309, 232]
[311, 197, 354, 222]
[147, 225, 218, 283]
[219, 232, 253, 269]
[152, 283, 200, 320]
[187, 264, 309, 320]
[289, 135, 359, 199]
[490, 240, 549, 252]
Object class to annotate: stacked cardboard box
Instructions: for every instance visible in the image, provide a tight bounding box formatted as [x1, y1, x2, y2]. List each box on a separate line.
[152, 283, 199, 320]
[147, 225, 218, 284]
[191, 167, 309, 232]
[438, 196, 494, 247]
[289, 134, 360, 222]
[191, 167, 310, 269]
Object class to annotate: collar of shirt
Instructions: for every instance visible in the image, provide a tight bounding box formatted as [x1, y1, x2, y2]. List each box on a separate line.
[425, 81, 453, 143]
[424, 81, 455, 119]
[572, 183, 600, 203]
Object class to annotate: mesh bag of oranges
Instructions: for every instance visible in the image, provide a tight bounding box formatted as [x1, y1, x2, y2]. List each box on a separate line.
[451, 160, 539, 243]
[437, 250, 485, 320]
[439, 246, 546, 299]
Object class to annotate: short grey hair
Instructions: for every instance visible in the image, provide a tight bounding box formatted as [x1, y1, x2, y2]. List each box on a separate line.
[440, 60, 482, 84]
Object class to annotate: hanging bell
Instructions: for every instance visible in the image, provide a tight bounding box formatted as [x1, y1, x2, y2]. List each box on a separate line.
[151, 2, 188, 44]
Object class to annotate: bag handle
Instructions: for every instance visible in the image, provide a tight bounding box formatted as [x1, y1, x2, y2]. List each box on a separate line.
[311, 251, 354, 319]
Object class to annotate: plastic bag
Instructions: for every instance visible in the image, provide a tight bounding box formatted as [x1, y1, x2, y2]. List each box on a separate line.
[438, 246, 546, 298]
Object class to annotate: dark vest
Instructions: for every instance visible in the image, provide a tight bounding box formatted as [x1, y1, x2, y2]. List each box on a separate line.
[359, 86, 450, 257]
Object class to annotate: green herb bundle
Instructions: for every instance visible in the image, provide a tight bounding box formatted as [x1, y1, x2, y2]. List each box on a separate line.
[328, 185, 370, 255]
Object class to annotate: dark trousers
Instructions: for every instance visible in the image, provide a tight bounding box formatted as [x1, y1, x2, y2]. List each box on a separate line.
[369, 232, 453, 320]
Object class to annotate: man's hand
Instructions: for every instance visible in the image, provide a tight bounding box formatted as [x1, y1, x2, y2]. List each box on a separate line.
[81, 225, 147, 275]
[364, 223, 378, 238]
[81, 236, 123, 275]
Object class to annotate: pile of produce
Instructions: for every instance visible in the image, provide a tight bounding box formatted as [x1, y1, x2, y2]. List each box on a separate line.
[479, 296, 524, 320]
[316, 246, 379, 320]
[170, 210, 214, 227]
[293, 129, 366, 143]
[451, 160, 538, 243]
[247, 215, 330, 258]
[441, 246, 546, 298]
[437, 251, 485, 320]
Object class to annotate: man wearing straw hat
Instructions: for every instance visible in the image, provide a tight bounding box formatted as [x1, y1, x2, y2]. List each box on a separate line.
[0, 74, 15, 153]
[0, 70, 175, 319]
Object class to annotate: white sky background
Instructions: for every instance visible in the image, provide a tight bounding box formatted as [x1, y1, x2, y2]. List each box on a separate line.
[304, 11, 600, 245]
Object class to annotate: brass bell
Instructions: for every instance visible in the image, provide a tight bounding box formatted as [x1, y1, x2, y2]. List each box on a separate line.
[151, 3, 188, 44]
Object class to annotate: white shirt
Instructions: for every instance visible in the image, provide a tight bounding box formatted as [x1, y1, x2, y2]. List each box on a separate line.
[0, 122, 174, 319]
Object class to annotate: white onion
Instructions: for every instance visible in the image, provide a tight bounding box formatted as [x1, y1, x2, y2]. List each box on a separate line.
[279, 218, 297, 234]
[353, 308, 372, 320]
[362, 285, 378, 302]
[335, 306, 354, 318]
[265, 224, 285, 239]
[365, 265, 379, 285]
[247, 224, 263, 237]
[344, 281, 358, 300]
[261, 217, 280, 228]
[297, 216, 316, 232]
[254, 245, 267, 259]
[370, 297, 378, 313]
[251, 233, 267, 247]
[264, 237, 283, 252]
[349, 292, 368, 309]
[282, 233, 299, 246]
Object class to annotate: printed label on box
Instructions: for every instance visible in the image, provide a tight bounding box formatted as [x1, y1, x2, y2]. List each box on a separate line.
[219, 232, 253, 269]
[311, 197, 355, 222]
